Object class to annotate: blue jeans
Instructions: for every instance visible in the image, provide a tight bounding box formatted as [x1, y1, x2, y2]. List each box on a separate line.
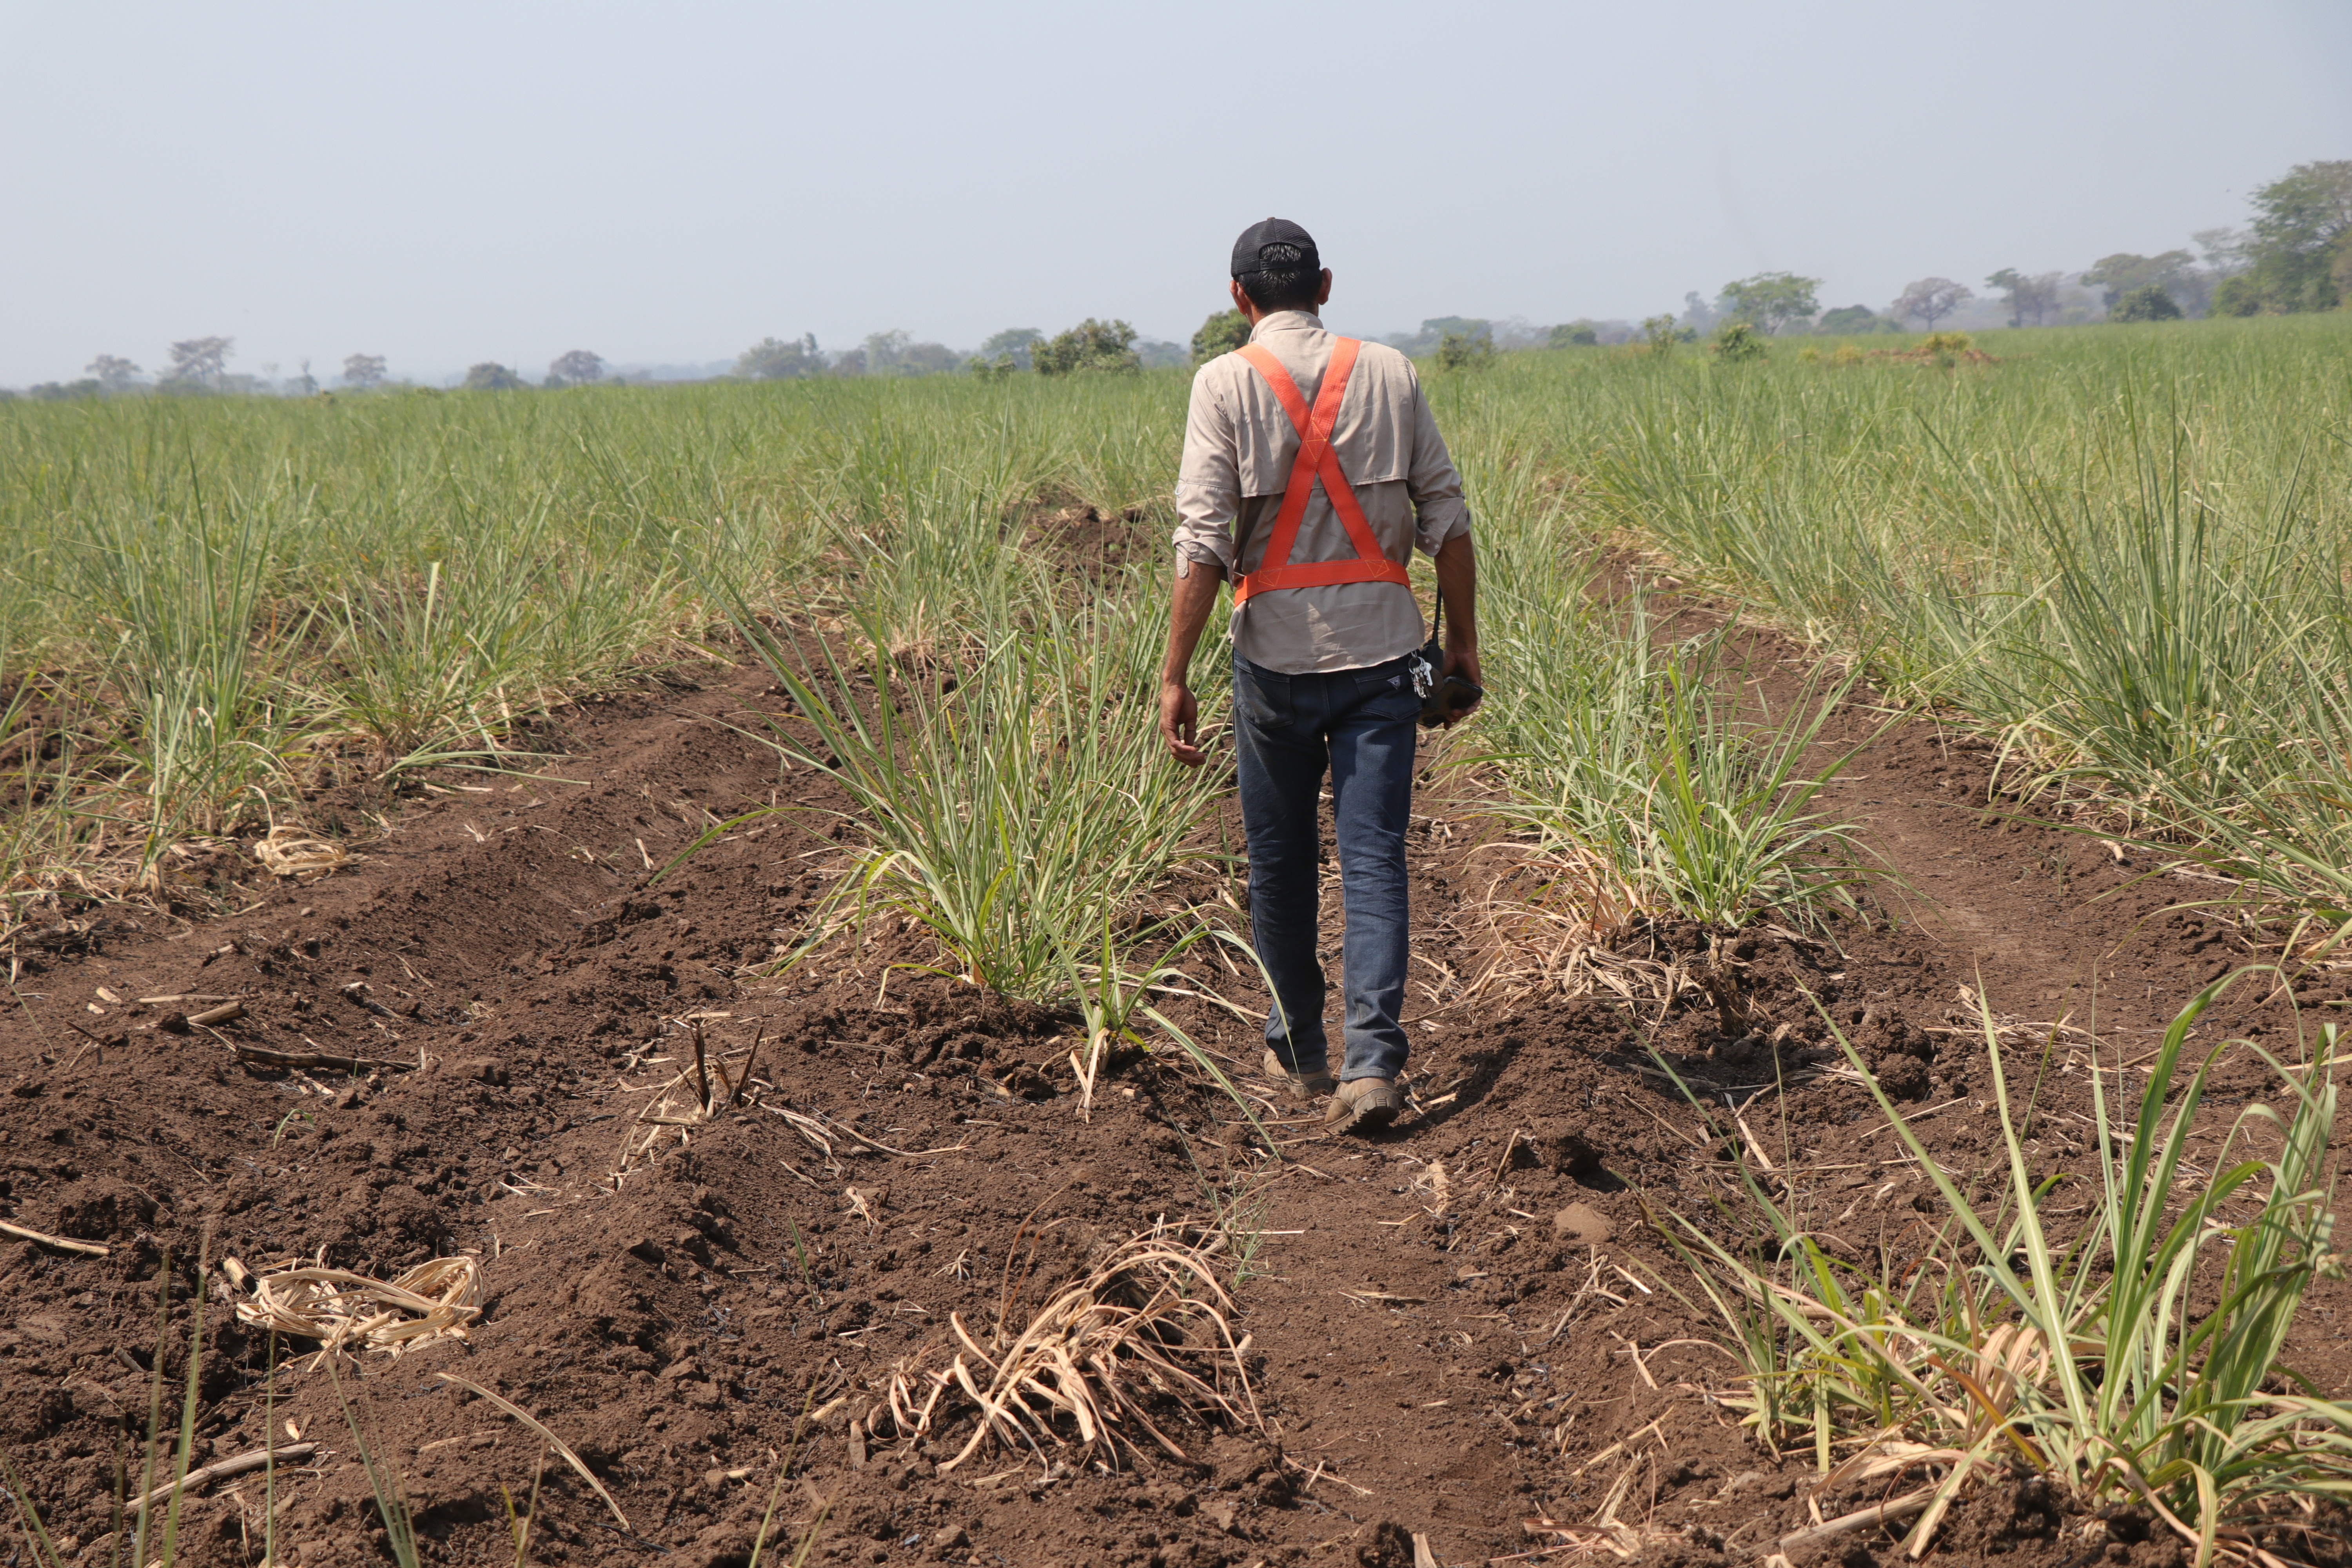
[1230, 651, 1419, 1083]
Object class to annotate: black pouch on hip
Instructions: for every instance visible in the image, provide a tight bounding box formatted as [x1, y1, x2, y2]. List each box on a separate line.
[1412, 596, 1483, 728]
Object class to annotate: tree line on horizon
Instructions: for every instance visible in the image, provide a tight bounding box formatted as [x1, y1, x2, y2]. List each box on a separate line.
[5, 343, 618, 402]
[12, 160, 2343, 402]
[1613, 158, 2350, 350]
[745, 154, 2347, 391]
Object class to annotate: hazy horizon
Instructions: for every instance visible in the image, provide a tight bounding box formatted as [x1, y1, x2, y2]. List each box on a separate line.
[4, 0, 2348, 387]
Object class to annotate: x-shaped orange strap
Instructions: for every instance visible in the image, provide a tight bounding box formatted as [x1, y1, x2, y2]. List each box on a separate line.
[1231, 338, 1412, 605]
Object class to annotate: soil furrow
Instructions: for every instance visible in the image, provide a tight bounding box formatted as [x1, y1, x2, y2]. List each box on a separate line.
[2, 648, 2348, 1568]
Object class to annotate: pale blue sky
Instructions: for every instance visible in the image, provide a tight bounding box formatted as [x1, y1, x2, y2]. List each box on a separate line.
[4, 0, 2347, 385]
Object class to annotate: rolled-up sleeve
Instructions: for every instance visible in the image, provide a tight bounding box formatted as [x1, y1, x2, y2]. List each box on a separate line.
[1172, 365, 1238, 577]
[1405, 379, 1471, 555]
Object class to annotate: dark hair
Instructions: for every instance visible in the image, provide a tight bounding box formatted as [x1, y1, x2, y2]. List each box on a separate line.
[1237, 241, 1322, 310]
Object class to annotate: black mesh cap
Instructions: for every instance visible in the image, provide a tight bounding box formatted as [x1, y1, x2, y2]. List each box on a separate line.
[1230, 217, 1319, 278]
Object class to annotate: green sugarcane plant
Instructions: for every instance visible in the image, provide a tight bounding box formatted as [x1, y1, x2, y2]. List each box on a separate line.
[1658, 972, 2352, 1565]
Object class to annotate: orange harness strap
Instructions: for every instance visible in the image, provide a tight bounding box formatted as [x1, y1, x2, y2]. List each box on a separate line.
[1231, 338, 1414, 606]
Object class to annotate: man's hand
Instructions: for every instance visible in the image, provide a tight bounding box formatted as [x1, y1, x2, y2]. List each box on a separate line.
[1434, 530, 1481, 719]
[1160, 679, 1207, 766]
[1159, 556, 1223, 766]
[1442, 644, 1483, 692]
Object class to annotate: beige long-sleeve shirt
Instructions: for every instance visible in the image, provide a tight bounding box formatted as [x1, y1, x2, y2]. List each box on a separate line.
[1173, 310, 1470, 674]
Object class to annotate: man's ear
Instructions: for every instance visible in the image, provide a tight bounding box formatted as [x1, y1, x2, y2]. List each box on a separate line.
[1316, 268, 1333, 307]
[1229, 278, 1259, 323]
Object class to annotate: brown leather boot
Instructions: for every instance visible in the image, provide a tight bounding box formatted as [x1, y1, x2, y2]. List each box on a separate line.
[1261, 1048, 1336, 1099]
[1324, 1076, 1405, 1133]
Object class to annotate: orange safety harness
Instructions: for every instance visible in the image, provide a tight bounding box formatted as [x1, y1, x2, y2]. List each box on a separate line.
[1230, 338, 1414, 606]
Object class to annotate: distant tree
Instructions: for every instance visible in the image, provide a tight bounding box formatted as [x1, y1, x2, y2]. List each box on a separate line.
[2228, 160, 2352, 314]
[1420, 316, 1491, 345]
[1434, 331, 1495, 371]
[1678, 291, 1718, 334]
[1717, 272, 1821, 334]
[1640, 314, 1681, 354]
[2109, 285, 2184, 323]
[342, 353, 388, 388]
[979, 328, 1044, 370]
[1893, 278, 1972, 331]
[2081, 252, 2195, 311]
[860, 330, 960, 376]
[1987, 269, 2026, 327]
[1813, 304, 1889, 335]
[1381, 318, 1491, 356]
[1485, 316, 1548, 351]
[1191, 309, 1250, 366]
[2208, 275, 2260, 317]
[1985, 270, 2063, 328]
[831, 348, 867, 376]
[2080, 255, 2136, 307]
[85, 354, 141, 392]
[736, 334, 821, 380]
[2026, 272, 2064, 325]
[902, 341, 964, 374]
[2192, 227, 2247, 277]
[1548, 322, 1599, 348]
[548, 349, 605, 386]
[161, 336, 233, 390]
[291, 359, 319, 396]
[29, 380, 103, 401]
[1709, 321, 1769, 362]
[1032, 319, 1139, 376]
[462, 362, 527, 391]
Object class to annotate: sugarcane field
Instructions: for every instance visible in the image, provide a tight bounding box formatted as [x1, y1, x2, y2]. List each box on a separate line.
[5, 309, 2352, 1568]
[8, 19, 2352, 1567]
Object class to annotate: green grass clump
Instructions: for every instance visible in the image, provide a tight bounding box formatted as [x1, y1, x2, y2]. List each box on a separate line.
[1467, 448, 1871, 936]
[1663, 974, 2352, 1564]
[713, 583, 1221, 1002]
[697, 573, 1279, 1136]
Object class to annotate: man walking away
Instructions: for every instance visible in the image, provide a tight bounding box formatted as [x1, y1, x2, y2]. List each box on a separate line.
[1158, 218, 1481, 1133]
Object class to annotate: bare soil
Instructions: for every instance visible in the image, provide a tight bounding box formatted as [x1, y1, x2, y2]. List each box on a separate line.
[6, 632, 2351, 1568]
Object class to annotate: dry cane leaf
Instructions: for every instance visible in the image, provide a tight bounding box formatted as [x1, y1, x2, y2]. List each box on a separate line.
[435, 1374, 632, 1533]
[230, 1256, 481, 1361]
[253, 826, 350, 879]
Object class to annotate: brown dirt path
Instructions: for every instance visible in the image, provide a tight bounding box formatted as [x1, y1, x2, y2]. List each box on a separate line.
[3, 633, 2349, 1568]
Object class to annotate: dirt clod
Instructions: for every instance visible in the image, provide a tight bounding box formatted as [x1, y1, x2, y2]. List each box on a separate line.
[1354, 1520, 1417, 1567]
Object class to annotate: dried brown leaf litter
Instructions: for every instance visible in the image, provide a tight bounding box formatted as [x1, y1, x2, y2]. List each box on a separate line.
[252, 825, 351, 879]
[433, 1373, 634, 1534]
[132, 1442, 321, 1519]
[226, 1254, 482, 1362]
[0, 1218, 110, 1257]
[879, 1227, 1262, 1472]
